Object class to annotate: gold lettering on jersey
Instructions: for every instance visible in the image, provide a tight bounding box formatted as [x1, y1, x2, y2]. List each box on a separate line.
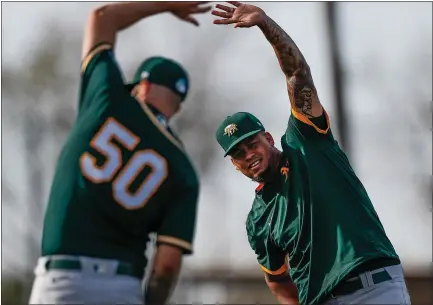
[224, 124, 238, 136]
[280, 167, 289, 181]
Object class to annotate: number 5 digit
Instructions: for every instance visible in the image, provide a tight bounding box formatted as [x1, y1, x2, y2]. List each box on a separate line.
[80, 118, 168, 209]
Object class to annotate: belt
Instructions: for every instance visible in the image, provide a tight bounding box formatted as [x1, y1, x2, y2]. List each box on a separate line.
[330, 258, 399, 298]
[45, 258, 143, 279]
[331, 268, 392, 297]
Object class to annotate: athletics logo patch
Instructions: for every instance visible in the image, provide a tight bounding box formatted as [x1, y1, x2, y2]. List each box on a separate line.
[224, 124, 238, 136]
[280, 167, 289, 181]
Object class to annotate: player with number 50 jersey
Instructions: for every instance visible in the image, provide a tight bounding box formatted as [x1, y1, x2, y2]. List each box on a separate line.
[42, 51, 198, 269]
[29, 2, 212, 305]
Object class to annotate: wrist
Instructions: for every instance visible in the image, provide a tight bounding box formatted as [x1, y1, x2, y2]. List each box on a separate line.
[163, 1, 180, 13]
[256, 12, 269, 28]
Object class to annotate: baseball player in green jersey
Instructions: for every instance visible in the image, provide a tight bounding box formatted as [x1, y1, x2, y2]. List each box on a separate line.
[214, 2, 411, 305]
[28, 2, 211, 304]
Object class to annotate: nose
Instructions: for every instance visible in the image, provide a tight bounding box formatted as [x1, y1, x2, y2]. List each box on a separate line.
[245, 149, 256, 162]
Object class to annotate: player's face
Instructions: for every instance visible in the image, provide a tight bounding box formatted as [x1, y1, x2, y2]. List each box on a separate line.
[229, 132, 274, 182]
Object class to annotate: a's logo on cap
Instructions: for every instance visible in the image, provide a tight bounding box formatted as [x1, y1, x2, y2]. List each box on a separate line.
[223, 124, 238, 137]
[175, 79, 187, 94]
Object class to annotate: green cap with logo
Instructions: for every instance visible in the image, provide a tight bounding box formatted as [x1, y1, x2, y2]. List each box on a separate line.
[125, 56, 189, 102]
[215, 112, 265, 157]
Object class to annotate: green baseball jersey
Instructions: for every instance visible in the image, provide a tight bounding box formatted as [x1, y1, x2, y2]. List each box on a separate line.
[246, 108, 398, 305]
[41, 44, 199, 272]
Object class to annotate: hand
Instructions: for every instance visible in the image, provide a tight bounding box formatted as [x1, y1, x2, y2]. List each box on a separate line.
[166, 2, 212, 26]
[212, 1, 266, 28]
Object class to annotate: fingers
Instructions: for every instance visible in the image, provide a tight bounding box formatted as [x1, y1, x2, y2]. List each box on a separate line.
[227, 1, 242, 7]
[211, 9, 232, 19]
[213, 18, 236, 25]
[183, 15, 199, 26]
[215, 4, 235, 13]
[191, 5, 212, 14]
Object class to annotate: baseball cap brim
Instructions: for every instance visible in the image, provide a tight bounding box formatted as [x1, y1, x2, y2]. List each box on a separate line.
[224, 129, 263, 157]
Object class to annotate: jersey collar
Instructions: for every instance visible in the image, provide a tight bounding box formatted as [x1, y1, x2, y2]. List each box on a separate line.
[255, 157, 289, 193]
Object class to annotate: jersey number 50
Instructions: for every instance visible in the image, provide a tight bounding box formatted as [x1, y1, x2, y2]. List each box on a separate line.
[80, 117, 168, 210]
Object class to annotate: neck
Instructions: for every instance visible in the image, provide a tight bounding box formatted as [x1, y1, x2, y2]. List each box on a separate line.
[259, 148, 283, 183]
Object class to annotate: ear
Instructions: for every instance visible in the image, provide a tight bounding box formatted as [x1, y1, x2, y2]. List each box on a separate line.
[231, 158, 241, 171]
[140, 80, 151, 96]
[132, 81, 151, 101]
[264, 132, 275, 146]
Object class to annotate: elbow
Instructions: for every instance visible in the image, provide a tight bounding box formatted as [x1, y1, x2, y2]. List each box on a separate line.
[92, 4, 110, 19]
[267, 280, 286, 294]
[154, 262, 180, 276]
[88, 5, 116, 30]
[152, 245, 183, 277]
[265, 276, 299, 301]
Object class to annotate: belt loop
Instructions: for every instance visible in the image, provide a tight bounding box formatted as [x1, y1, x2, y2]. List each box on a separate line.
[359, 272, 370, 288]
[366, 270, 375, 287]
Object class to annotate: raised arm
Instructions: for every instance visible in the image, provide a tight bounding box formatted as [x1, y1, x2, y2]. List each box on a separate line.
[212, 1, 322, 118]
[82, 1, 211, 59]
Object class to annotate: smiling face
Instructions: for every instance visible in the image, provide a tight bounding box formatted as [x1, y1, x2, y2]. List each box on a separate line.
[229, 131, 275, 182]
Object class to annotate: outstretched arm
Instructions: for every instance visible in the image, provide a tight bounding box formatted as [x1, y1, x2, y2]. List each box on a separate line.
[212, 2, 322, 118]
[83, 1, 211, 60]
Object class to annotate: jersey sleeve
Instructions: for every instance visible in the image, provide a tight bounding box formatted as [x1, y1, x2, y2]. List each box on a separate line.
[285, 108, 335, 145]
[289, 108, 331, 137]
[78, 43, 128, 113]
[247, 218, 289, 275]
[156, 182, 199, 255]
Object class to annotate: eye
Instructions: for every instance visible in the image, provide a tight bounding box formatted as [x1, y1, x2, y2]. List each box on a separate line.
[231, 150, 241, 159]
[249, 141, 257, 149]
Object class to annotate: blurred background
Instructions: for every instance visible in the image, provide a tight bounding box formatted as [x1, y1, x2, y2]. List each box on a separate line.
[2, 1, 432, 304]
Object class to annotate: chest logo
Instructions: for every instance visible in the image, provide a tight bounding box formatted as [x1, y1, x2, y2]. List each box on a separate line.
[280, 167, 289, 181]
[224, 124, 238, 136]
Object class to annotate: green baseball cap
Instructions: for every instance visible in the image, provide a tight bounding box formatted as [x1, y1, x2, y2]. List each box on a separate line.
[215, 112, 265, 157]
[125, 56, 189, 102]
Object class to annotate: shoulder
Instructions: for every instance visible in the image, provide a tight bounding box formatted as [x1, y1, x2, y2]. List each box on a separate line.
[80, 43, 115, 73]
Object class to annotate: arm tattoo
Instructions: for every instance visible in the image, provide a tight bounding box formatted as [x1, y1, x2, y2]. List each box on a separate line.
[145, 272, 178, 305]
[258, 16, 318, 117]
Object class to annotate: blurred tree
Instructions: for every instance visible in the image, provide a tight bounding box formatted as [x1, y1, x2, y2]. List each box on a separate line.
[2, 23, 78, 274]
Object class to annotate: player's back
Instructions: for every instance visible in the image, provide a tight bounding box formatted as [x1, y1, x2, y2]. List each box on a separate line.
[42, 45, 199, 270]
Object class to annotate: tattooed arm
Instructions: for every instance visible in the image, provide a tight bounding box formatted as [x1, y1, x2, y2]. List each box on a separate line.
[212, 2, 323, 118]
[145, 244, 182, 305]
[258, 16, 322, 118]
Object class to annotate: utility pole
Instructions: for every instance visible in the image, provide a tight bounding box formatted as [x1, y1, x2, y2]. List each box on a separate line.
[325, 2, 351, 157]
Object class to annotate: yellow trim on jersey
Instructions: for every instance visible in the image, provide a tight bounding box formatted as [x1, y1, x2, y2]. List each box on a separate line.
[291, 107, 330, 135]
[260, 263, 288, 275]
[80, 43, 113, 73]
[157, 235, 193, 252]
[137, 102, 184, 151]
